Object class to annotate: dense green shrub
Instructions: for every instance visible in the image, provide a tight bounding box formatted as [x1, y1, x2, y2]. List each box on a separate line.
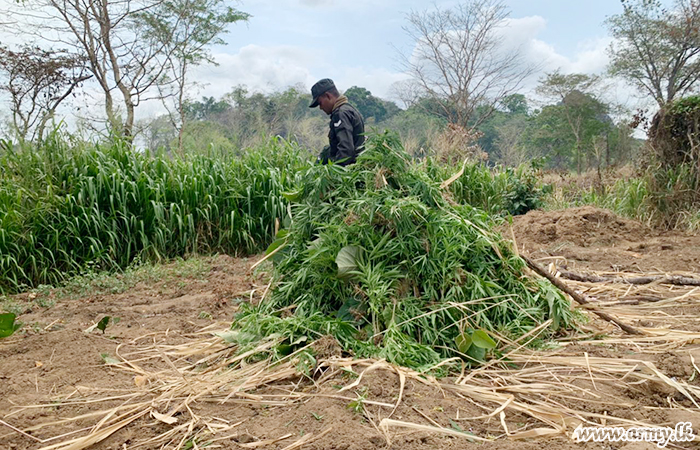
[649, 96, 700, 167]
[427, 160, 547, 216]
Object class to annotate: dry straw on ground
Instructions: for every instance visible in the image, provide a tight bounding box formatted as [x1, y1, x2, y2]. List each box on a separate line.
[2, 269, 700, 449]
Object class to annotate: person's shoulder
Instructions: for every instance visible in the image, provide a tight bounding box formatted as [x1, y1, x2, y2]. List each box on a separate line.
[338, 103, 362, 118]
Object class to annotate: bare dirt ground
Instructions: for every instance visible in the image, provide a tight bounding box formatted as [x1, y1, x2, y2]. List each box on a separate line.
[2, 206, 700, 450]
[510, 205, 700, 273]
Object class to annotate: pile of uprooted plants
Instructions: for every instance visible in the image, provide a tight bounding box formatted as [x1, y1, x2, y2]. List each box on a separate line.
[231, 132, 577, 372]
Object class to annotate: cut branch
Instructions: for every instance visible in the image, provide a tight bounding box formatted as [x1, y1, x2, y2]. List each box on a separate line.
[522, 255, 644, 336]
[555, 269, 700, 286]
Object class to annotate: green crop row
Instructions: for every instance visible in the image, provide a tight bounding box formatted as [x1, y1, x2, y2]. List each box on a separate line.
[0, 135, 310, 293]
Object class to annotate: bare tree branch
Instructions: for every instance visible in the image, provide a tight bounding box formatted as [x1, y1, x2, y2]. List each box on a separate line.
[0, 45, 90, 142]
[607, 0, 700, 107]
[397, 0, 537, 131]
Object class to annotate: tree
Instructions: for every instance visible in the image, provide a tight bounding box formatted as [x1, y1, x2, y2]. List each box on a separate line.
[0, 45, 90, 141]
[22, 0, 171, 137]
[524, 106, 574, 169]
[398, 0, 536, 131]
[500, 93, 528, 115]
[221, 86, 313, 144]
[384, 108, 447, 157]
[344, 86, 400, 123]
[607, 123, 638, 166]
[184, 96, 232, 121]
[135, 0, 248, 152]
[493, 115, 530, 166]
[142, 114, 177, 152]
[472, 94, 530, 157]
[10, 0, 164, 137]
[606, 0, 700, 107]
[536, 71, 613, 172]
[14, 0, 246, 139]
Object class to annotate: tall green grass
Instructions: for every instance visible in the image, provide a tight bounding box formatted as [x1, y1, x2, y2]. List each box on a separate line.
[0, 135, 310, 293]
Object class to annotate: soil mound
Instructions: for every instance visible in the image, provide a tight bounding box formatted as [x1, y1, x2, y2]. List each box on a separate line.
[511, 206, 648, 248]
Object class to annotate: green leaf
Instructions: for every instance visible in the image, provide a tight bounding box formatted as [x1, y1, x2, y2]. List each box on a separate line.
[381, 305, 394, 326]
[215, 330, 258, 345]
[277, 344, 293, 356]
[0, 313, 20, 338]
[455, 333, 472, 354]
[466, 344, 486, 362]
[290, 336, 308, 345]
[338, 297, 364, 322]
[472, 329, 497, 349]
[336, 246, 360, 280]
[100, 353, 121, 365]
[296, 351, 317, 376]
[307, 237, 322, 251]
[448, 419, 465, 433]
[96, 316, 111, 334]
[546, 291, 560, 330]
[282, 189, 302, 202]
[265, 237, 287, 256]
[449, 419, 476, 442]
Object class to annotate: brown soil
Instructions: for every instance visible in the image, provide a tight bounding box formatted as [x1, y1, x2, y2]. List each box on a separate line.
[510, 206, 700, 273]
[1, 209, 700, 449]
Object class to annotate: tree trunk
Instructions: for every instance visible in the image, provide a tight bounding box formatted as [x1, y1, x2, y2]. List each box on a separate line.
[576, 139, 581, 174]
[177, 60, 187, 155]
[124, 98, 134, 138]
[104, 92, 121, 135]
[36, 111, 52, 142]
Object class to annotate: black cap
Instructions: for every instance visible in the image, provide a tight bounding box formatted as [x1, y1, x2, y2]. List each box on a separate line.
[309, 78, 335, 108]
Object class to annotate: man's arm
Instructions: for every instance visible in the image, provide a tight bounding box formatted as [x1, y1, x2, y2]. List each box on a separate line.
[332, 110, 357, 166]
[317, 145, 331, 165]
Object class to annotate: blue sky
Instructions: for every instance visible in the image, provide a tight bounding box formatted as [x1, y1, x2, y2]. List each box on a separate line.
[187, 0, 674, 110]
[0, 0, 677, 122]
[224, 0, 620, 71]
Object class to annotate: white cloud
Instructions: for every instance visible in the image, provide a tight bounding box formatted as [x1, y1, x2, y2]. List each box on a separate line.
[334, 68, 410, 101]
[496, 16, 611, 79]
[128, 45, 319, 124]
[248, 0, 390, 13]
[567, 38, 612, 74]
[189, 44, 409, 103]
[491, 17, 642, 112]
[192, 44, 318, 98]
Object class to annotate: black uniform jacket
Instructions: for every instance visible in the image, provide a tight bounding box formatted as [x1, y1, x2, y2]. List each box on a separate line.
[324, 103, 365, 166]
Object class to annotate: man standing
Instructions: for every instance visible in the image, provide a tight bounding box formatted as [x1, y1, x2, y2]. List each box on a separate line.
[309, 79, 365, 166]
